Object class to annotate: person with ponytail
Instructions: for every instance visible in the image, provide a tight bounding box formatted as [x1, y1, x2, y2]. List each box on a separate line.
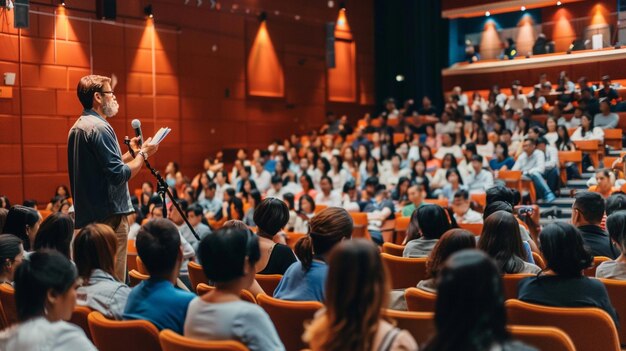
[273, 207, 353, 301]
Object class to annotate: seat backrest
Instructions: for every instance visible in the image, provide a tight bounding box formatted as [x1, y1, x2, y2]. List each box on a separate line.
[314, 204, 327, 214]
[531, 252, 546, 269]
[136, 256, 148, 275]
[404, 287, 436, 313]
[423, 199, 449, 208]
[458, 223, 483, 236]
[574, 140, 599, 151]
[394, 216, 411, 244]
[285, 232, 307, 250]
[256, 294, 322, 351]
[507, 325, 575, 351]
[159, 329, 249, 351]
[188, 261, 209, 293]
[583, 256, 611, 277]
[196, 283, 257, 304]
[505, 299, 620, 351]
[502, 274, 533, 300]
[380, 253, 427, 289]
[470, 192, 487, 209]
[255, 274, 282, 296]
[70, 306, 94, 341]
[382, 242, 405, 256]
[128, 269, 150, 287]
[558, 151, 583, 173]
[88, 311, 162, 351]
[0, 283, 17, 326]
[598, 278, 626, 345]
[382, 309, 435, 346]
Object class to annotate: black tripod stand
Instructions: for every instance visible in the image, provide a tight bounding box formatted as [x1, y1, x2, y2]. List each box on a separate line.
[124, 137, 199, 241]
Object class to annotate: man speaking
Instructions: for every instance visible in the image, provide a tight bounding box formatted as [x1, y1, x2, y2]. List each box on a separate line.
[68, 75, 158, 281]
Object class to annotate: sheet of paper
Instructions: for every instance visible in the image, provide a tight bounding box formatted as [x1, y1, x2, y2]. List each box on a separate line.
[148, 127, 171, 145]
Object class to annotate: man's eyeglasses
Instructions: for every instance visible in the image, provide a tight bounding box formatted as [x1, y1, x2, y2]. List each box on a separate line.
[100, 91, 114, 95]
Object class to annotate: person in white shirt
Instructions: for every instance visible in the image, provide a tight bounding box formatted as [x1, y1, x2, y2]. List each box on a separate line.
[471, 91, 488, 113]
[452, 189, 483, 224]
[452, 86, 470, 116]
[266, 175, 287, 200]
[180, 205, 212, 251]
[465, 155, 494, 192]
[315, 176, 342, 208]
[512, 138, 556, 203]
[327, 155, 351, 192]
[544, 117, 559, 146]
[73, 224, 131, 320]
[504, 85, 528, 113]
[213, 170, 231, 203]
[536, 137, 560, 196]
[0, 251, 97, 350]
[570, 114, 604, 172]
[380, 154, 411, 189]
[435, 133, 463, 160]
[435, 111, 457, 136]
[252, 160, 272, 193]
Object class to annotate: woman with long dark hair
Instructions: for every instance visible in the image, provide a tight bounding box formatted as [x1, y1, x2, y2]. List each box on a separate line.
[422, 250, 533, 351]
[478, 211, 541, 274]
[304, 239, 418, 350]
[2, 205, 41, 252]
[274, 207, 353, 301]
[33, 212, 74, 259]
[518, 222, 618, 326]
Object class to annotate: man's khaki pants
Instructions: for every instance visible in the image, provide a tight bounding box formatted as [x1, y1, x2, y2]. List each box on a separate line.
[100, 214, 129, 282]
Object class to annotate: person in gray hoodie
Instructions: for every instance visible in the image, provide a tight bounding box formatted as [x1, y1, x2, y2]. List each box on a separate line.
[403, 204, 456, 258]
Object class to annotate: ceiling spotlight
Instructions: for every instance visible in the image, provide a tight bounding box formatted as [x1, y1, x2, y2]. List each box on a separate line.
[339, 1, 346, 10]
[211, 44, 218, 52]
[485, 11, 490, 17]
[60, 1, 65, 6]
[521, 6, 526, 11]
[144, 4, 153, 18]
[294, 15, 301, 21]
[258, 11, 267, 22]
[184, 0, 190, 4]
[274, 10, 279, 15]
[327, 0, 334, 8]
[395, 75, 405, 82]
[557, 1, 562, 5]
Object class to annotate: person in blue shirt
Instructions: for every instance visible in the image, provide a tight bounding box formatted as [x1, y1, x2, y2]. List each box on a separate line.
[123, 219, 196, 334]
[274, 207, 354, 302]
[489, 142, 515, 171]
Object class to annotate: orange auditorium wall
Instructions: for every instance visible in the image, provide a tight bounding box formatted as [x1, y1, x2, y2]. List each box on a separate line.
[0, 0, 375, 204]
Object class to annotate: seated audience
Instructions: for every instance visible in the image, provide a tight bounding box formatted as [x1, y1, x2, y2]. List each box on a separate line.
[274, 207, 353, 301]
[32, 212, 74, 259]
[422, 250, 534, 351]
[451, 189, 483, 224]
[464, 155, 493, 192]
[304, 239, 418, 350]
[439, 168, 467, 204]
[362, 181, 395, 245]
[123, 219, 196, 334]
[478, 211, 541, 274]
[243, 189, 262, 227]
[0, 234, 24, 284]
[73, 224, 131, 320]
[594, 100, 619, 130]
[489, 142, 515, 171]
[184, 227, 285, 351]
[518, 222, 619, 326]
[253, 198, 297, 275]
[404, 205, 455, 258]
[597, 211, 626, 279]
[572, 191, 620, 259]
[2, 205, 41, 252]
[0, 251, 96, 350]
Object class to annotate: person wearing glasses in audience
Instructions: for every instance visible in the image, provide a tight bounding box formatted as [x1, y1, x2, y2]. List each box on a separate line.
[69, 75, 160, 282]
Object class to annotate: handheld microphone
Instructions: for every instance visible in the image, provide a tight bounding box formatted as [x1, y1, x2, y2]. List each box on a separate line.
[131, 119, 143, 147]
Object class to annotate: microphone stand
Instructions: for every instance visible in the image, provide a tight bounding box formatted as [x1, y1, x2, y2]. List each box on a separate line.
[124, 137, 200, 241]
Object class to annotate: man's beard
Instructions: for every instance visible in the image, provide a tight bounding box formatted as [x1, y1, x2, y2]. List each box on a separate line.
[102, 99, 119, 118]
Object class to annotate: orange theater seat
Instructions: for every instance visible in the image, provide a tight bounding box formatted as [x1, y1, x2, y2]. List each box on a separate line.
[507, 325, 575, 351]
[188, 261, 209, 293]
[255, 274, 282, 296]
[404, 287, 436, 313]
[128, 269, 149, 287]
[381, 253, 427, 289]
[285, 232, 306, 249]
[0, 283, 17, 327]
[505, 299, 620, 351]
[531, 252, 546, 270]
[70, 306, 94, 341]
[394, 216, 411, 244]
[349, 212, 371, 240]
[558, 151, 582, 184]
[382, 309, 435, 346]
[583, 256, 611, 277]
[159, 329, 249, 351]
[599, 278, 626, 345]
[423, 198, 449, 208]
[381, 242, 405, 256]
[88, 311, 162, 351]
[256, 294, 322, 351]
[458, 222, 483, 235]
[502, 274, 533, 300]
